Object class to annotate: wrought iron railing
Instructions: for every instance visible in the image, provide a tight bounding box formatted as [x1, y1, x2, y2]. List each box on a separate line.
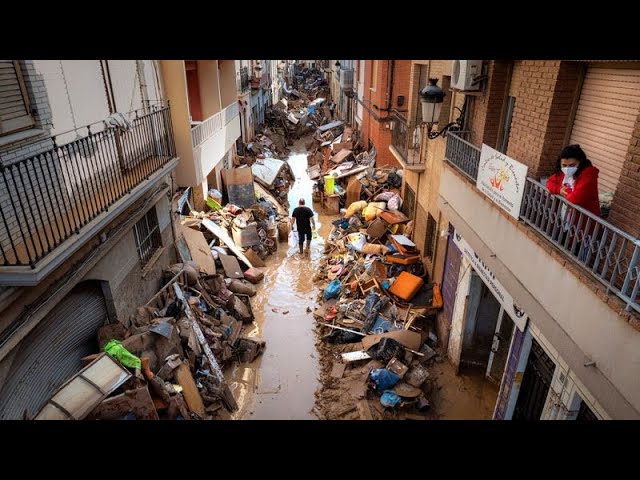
[444, 132, 640, 313]
[391, 116, 421, 165]
[191, 103, 239, 148]
[0, 103, 176, 268]
[444, 131, 479, 181]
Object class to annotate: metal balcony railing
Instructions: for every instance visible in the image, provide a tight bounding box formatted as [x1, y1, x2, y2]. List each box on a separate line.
[0, 103, 176, 268]
[391, 116, 422, 165]
[444, 131, 640, 313]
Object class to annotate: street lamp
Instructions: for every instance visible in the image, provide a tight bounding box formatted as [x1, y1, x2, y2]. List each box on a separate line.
[335, 60, 341, 70]
[420, 78, 445, 126]
[420, 78, 461, 139]
[254, 61, 263, 79]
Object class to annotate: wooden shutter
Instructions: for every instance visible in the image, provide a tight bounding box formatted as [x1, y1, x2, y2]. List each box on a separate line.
[570, 66, 640, 194]
[0, 60, 35, 135]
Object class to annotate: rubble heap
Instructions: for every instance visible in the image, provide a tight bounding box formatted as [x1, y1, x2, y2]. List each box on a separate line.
[311, 190, 444, 420]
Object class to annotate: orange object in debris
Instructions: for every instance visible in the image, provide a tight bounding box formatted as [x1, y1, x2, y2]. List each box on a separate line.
[141, 357, 154, 379]
[350, 281, 359, 291]
[385, 254, 421, 265]
[389, 272, 424, 302]
[431, 283, 444, 309]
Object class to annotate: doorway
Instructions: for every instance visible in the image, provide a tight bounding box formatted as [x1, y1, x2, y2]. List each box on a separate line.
[512, 338, 556, 420]
[460, 272, 501, 373]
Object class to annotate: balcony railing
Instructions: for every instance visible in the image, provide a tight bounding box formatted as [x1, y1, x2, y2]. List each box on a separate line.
[444, 131, 479, 181]
[0, 103, 176, 268]
[444, 131, 640, 313]
[239, 67, 250, 93]
[191, 102, 239, 148]
[391, 116, 421, 165]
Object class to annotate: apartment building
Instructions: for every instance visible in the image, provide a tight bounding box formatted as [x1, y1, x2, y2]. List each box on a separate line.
[160, 60, 241, 209]
[0, 60, 179, 419]
[392, 59, 640, 419]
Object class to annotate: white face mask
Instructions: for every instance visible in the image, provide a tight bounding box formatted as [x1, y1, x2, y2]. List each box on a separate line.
[562, 166, 578, 177]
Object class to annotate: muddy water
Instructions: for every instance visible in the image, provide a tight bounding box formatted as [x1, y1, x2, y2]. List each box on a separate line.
[225, 138, 332, 420]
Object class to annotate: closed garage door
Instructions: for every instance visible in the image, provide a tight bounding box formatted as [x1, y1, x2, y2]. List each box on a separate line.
[570, 65, 640, 195]
[0, 282, 108, 419]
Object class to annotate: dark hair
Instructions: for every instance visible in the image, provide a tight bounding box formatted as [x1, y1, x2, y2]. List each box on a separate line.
[299, 198, 305, 205]
[556, 144, 592, 179]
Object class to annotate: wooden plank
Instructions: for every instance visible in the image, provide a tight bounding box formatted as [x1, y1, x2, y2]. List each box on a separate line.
[244, 248, 266, 267]
[201, 219, 253, 268]
[219, 254, 244, 279]
[179, 224, 216, 275]
[89, 386, 159, 420]
[173, 283, 238, 412]
[346, 176, 361, 207]
[174, 362, 206, 418]
[357, 400, 374, 420]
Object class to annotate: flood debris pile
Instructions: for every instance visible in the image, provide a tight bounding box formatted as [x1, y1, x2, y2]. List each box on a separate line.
[35, 259, 266, 421]
[312, 198, 444, 420]
[305, 124, 401, 212]
[260, 68, 331, 143]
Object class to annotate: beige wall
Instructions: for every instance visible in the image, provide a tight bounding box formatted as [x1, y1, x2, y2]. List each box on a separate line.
[219, 60, 237, 108]
[197, 60, 221, 119]
[160, 60, 196, 187]
[440, 165, 640, 419]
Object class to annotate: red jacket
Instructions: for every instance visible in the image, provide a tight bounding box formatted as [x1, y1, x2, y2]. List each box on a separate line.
[547, 165, 601, 217]
[547, 166, 601, 235]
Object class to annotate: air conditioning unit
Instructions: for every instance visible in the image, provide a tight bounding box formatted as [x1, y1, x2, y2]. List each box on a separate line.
[451, 60, 483, 91]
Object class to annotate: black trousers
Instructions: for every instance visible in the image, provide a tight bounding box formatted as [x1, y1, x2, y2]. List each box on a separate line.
[298, 230, 312, 250]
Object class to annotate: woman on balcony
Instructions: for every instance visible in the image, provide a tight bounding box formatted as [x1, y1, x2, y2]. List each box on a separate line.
[546, 144, 601, 258]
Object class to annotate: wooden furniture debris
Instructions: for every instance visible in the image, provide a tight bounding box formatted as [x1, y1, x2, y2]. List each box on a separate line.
[35, 353, 132, 420]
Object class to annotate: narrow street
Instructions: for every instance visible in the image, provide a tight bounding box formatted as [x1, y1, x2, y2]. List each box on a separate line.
[3, 59, 628, 423]
[226, 138, 331, 420]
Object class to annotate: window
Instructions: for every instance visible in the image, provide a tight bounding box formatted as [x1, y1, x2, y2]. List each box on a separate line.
[370, 60, 378, 92]
[0, 60, 35, 136]
[497, 96, 516, 154]
[424, 214, 438, 259]
[134, 207, 162, 267]
[402, 184, 416, 220]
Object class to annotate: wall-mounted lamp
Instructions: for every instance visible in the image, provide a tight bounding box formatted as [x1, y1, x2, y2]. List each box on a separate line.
[420, 77, 464, 140]
[335, 60, 341, 70]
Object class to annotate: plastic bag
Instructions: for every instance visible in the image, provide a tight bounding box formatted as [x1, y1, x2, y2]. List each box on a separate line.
[345, 200, 367, 218]
[366, 337, 403, 363]
[380, 390, 402, 408]
[288, 230, 299, 248]
[323, 279, 341, 301]
[103, 339, 141, 369]
[363, 202, 386, 221]
[369, 368, 401, 391]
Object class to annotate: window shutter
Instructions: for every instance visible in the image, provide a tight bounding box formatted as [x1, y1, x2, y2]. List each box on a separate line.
[0, 60, 35, 135]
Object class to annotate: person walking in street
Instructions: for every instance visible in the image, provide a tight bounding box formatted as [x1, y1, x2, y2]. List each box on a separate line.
[290, 198, 316, 256]
[329, 101, 336, 120]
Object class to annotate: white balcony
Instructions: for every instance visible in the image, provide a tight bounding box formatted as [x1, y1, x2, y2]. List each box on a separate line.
[191, 102, 240, 178]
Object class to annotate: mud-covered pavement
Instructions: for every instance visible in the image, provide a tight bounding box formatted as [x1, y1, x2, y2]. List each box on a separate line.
[224, 138, 331, 420]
